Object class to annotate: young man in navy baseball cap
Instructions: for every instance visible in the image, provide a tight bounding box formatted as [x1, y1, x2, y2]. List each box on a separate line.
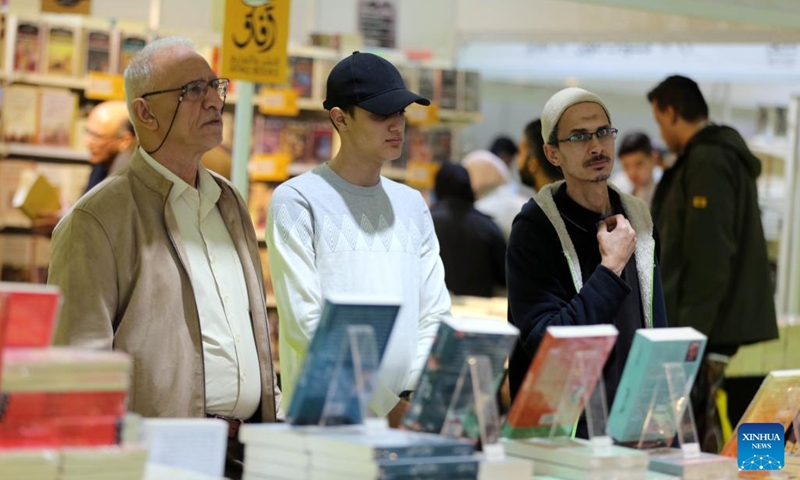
[265, 51, 452, 428]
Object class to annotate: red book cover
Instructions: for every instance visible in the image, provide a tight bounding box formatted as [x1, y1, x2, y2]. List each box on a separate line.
[0, 391, 127, 422]
[0, 283, 61, 347]
[0, 415, 123, 449]
[503, 324, 618, 439]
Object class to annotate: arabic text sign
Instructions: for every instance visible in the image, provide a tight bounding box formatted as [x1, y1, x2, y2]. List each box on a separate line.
[221, 0, 291, 84]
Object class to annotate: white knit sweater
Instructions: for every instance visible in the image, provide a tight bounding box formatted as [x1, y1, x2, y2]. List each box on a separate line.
[266, 163, 452, 416]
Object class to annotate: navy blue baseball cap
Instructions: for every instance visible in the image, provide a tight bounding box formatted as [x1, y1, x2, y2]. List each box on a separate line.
[323, 51, 430, 116]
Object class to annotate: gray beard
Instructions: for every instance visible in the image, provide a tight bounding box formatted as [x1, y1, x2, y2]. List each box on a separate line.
[591, 173, 611, 183]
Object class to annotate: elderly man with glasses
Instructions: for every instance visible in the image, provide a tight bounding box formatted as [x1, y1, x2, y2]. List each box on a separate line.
[505, 88, 667, 437]
[48, 37, 281, 479]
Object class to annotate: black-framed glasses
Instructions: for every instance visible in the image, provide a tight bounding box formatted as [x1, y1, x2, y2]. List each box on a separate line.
[558, 127, 618, 145]
[141, 78, 230, 103]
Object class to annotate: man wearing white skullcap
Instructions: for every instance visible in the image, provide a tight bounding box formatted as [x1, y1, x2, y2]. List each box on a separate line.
[505, 87, 668, 438]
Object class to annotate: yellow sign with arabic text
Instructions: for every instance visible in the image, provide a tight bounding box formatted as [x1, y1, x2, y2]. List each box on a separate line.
[85, 72, 125, 100]
[221, 0, 291, 84]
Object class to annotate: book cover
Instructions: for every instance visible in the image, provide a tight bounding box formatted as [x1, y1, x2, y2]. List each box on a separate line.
[439, 69, 458, 110]
[460, 71, 481, 112]
[0, 449, 58, 480]
[85, 30, 111, 73]
[281, 121, 309, 164]
[503, 324, 618, 439]
[118, 33, 147, 74]
[289, 56, 314, 99]
[11, 170, 60, 220]
[402, 317, 519, 438]
[721, 369, 800, 458]
[37, 88, 77, 146]
[44, 25, 77, 76]
[286, 297, 401, 426]
[307, 123, 333, 164]
[417, 68, 440, 105]
[0, 282, 60, 347]
[607, 327, 707, 444]
[308, 454, 480, 479]
[14, 21, 40, 73]
[2, 85, 39, 143]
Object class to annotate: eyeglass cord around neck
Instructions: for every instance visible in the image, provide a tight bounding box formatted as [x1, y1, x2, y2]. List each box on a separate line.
[145, 96, 183, 155]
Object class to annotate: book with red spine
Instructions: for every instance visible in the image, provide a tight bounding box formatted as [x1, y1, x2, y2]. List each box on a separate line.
[0, 282, 61, 347]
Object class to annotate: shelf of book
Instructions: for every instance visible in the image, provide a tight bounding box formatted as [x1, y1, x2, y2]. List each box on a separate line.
[2, 143, 89, 165]
[0, 72, 87, 90]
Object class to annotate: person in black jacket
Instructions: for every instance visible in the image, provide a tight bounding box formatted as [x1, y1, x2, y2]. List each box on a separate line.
[507, 88, 668, 437]
[648, 75, 778, 452]
[431, 163, 506, 297]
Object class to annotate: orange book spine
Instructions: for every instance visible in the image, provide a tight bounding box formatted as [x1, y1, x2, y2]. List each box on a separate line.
[0, 415, 123, 449]
[0, 391, 127, 422]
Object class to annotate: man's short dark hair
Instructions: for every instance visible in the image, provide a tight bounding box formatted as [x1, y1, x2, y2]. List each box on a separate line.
[524, 119, 563, 182]
[647, 75, 708, 122]
[617, 131, 653, 158]
[489, 136, 518, 158]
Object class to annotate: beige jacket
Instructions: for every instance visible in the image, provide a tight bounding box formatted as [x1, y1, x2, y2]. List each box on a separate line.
[48, 150, 281, 422]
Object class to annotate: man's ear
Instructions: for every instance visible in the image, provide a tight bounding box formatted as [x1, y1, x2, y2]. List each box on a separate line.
[330, 107, 349, 131]
[543, 143, 561, 168]
[131, 98, 158, 131]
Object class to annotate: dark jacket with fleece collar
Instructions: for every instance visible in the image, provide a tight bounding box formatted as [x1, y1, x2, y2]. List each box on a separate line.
[651, 124, 778, 352]
[507, 181, 667, 407]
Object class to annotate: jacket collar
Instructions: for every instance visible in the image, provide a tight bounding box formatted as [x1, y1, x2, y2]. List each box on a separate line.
[534, 180, 656, 328]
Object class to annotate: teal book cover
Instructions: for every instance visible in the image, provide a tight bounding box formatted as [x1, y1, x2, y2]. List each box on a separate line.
[607, 327, 707, 444]
[286, 297, 400, 426]
[401, 317, 518, 438]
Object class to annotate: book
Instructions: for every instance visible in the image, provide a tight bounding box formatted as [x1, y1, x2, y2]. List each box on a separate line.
[440, 69, 458, 110]
[2, 85, 39, 143]
[305, 455, 480, 479]
[11, 170, 60, 219]
[2, 347, 132, 391]
[647, 448, 738, 479]
[0, 415, 127, 448]
[37, 88, 77, 146]
[286, 296, 401, 426]
[43, 25, 78, 76]
[289, 56, 314, 99]
[477, 454, 534, 480]
[142, 418, 229, 478]
[501, 437, 649, 471]
[607, 327, 707, 444]
[85, 30, 112, 73]
[0, 390, 128, 423]
[721, 369, 800, 458]
[0, 449, 58, 480]
[13, 20, 40, 73]
[402, 317, 519, 438]
[460, 71, 481, 112]
[503, 324, 618, 439]
[118, 33, 147, 74]
[59, 445, 148, 476]
[0, 282, 60, 347]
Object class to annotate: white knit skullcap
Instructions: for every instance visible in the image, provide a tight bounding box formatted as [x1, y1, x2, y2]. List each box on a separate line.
[541, 87, 611, 143]
[461, 150, 510, 198]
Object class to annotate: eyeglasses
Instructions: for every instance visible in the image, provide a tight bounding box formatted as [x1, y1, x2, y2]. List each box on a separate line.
[558, 127, 618, 145]
[141, 78, 230, 102]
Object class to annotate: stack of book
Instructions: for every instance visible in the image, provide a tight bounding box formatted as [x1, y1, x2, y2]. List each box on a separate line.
[1, 347, 133, 448]
[240, 423, 479, 480]
[0, 282, 146, 479]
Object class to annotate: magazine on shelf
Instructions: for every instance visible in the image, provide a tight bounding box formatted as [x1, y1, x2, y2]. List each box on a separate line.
[285, 296, 401, 426]
[2, 85, 39, 143]
[503, 324, 618, 439]
[607, 327, 706, 444]
[85, 29, 112, 73]
[43, 24, 78, 76]
[13, 20, 41, 73]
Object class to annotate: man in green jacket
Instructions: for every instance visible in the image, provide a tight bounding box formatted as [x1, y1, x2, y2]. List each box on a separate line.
[648, 75, 778, 452]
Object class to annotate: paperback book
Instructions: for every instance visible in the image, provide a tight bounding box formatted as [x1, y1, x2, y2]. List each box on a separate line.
[503, 324, 618, 439]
